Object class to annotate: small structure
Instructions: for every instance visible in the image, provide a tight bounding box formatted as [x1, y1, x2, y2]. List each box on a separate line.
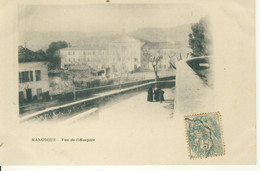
[19, 61, 50, 103]
[18, 46, 50, 103]
[91, 69, 105, 77]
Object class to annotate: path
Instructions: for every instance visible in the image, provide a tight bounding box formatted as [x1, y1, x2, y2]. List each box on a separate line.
[175, 59, 215, 115]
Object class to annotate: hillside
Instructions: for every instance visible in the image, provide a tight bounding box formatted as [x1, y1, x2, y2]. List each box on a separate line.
[19, 31, 121, 51]
[19, 24, 192, 51]
[129, 24, 192, 43]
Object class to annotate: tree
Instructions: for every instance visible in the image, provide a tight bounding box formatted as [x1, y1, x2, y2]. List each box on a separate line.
[18, 46, 48, 62]
[35, 49, 48, 61]
[46, 41, 68, 69]
[150, 55, 163, 87]
[143, 48, 164, 87]
[168, 55, 177, 69]
[168, 57, 176, 70]
[189, 17, 212, 57]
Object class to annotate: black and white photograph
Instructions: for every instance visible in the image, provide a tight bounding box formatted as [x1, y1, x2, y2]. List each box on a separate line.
[18, 4, 212, 122]
[0, 0, 256, 166]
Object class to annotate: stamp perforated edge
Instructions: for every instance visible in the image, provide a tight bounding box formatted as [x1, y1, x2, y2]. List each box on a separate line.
[184, 111, 226, 160]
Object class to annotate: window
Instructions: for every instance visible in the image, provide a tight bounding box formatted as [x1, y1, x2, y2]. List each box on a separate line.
[78, 58, 80, 62]
[30, 71, 33, 81]
[73, 58, 76, 62]
[134, 58, 138, 62]
[19, 71, 33, 83]
[69, 58, 71, 62]
[21, 71, 30, 82]
[73, 51, 75, 55]
[68, 52, 71, 55]
[23, 71, 30, 82]
[36, 70, 41, 81]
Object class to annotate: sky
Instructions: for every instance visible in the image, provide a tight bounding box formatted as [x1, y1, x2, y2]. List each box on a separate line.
[18, 4, 207, 33]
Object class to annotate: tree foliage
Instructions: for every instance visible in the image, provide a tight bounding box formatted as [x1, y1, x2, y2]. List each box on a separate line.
[18, 46, 48, 62]
[150, 55, 163, 83]
[189, 17, 212, 57]
[18, 41, 68, 70]
[46, 41, 68, 69]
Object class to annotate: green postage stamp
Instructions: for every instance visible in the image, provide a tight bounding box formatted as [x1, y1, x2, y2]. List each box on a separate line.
[185, 112, 225, 159]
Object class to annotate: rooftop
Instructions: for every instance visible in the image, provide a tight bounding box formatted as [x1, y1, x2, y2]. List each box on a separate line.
[61, 43, 108, 51]
[142, 42, 175, 49]
[110, 35, 142, 43]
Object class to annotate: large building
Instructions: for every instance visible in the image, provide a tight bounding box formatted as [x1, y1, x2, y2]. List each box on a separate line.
[108, 35, 142, 73]
[59, 35, 191, 74]
[59, 35, 143, 74]
[19, 62, 50, 102]
[141, 42, 192, 71]
[59, 44, 108, 70]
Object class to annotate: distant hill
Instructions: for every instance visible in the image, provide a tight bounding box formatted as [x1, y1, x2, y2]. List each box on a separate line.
[129, 24, 192, 44]
[19, 31, 121, 51]
[19, 24, 192, 51]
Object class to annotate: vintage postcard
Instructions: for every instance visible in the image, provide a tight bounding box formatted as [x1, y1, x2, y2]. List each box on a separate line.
[0, 0, 256, 165]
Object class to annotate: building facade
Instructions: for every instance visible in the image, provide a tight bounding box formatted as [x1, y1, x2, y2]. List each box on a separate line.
[59, 44, 108, 70]
[108, 35, 142, 73]
[59, 35, 143, 74]
[19, 62, 50, 102]
[141, 42, 192, 71]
